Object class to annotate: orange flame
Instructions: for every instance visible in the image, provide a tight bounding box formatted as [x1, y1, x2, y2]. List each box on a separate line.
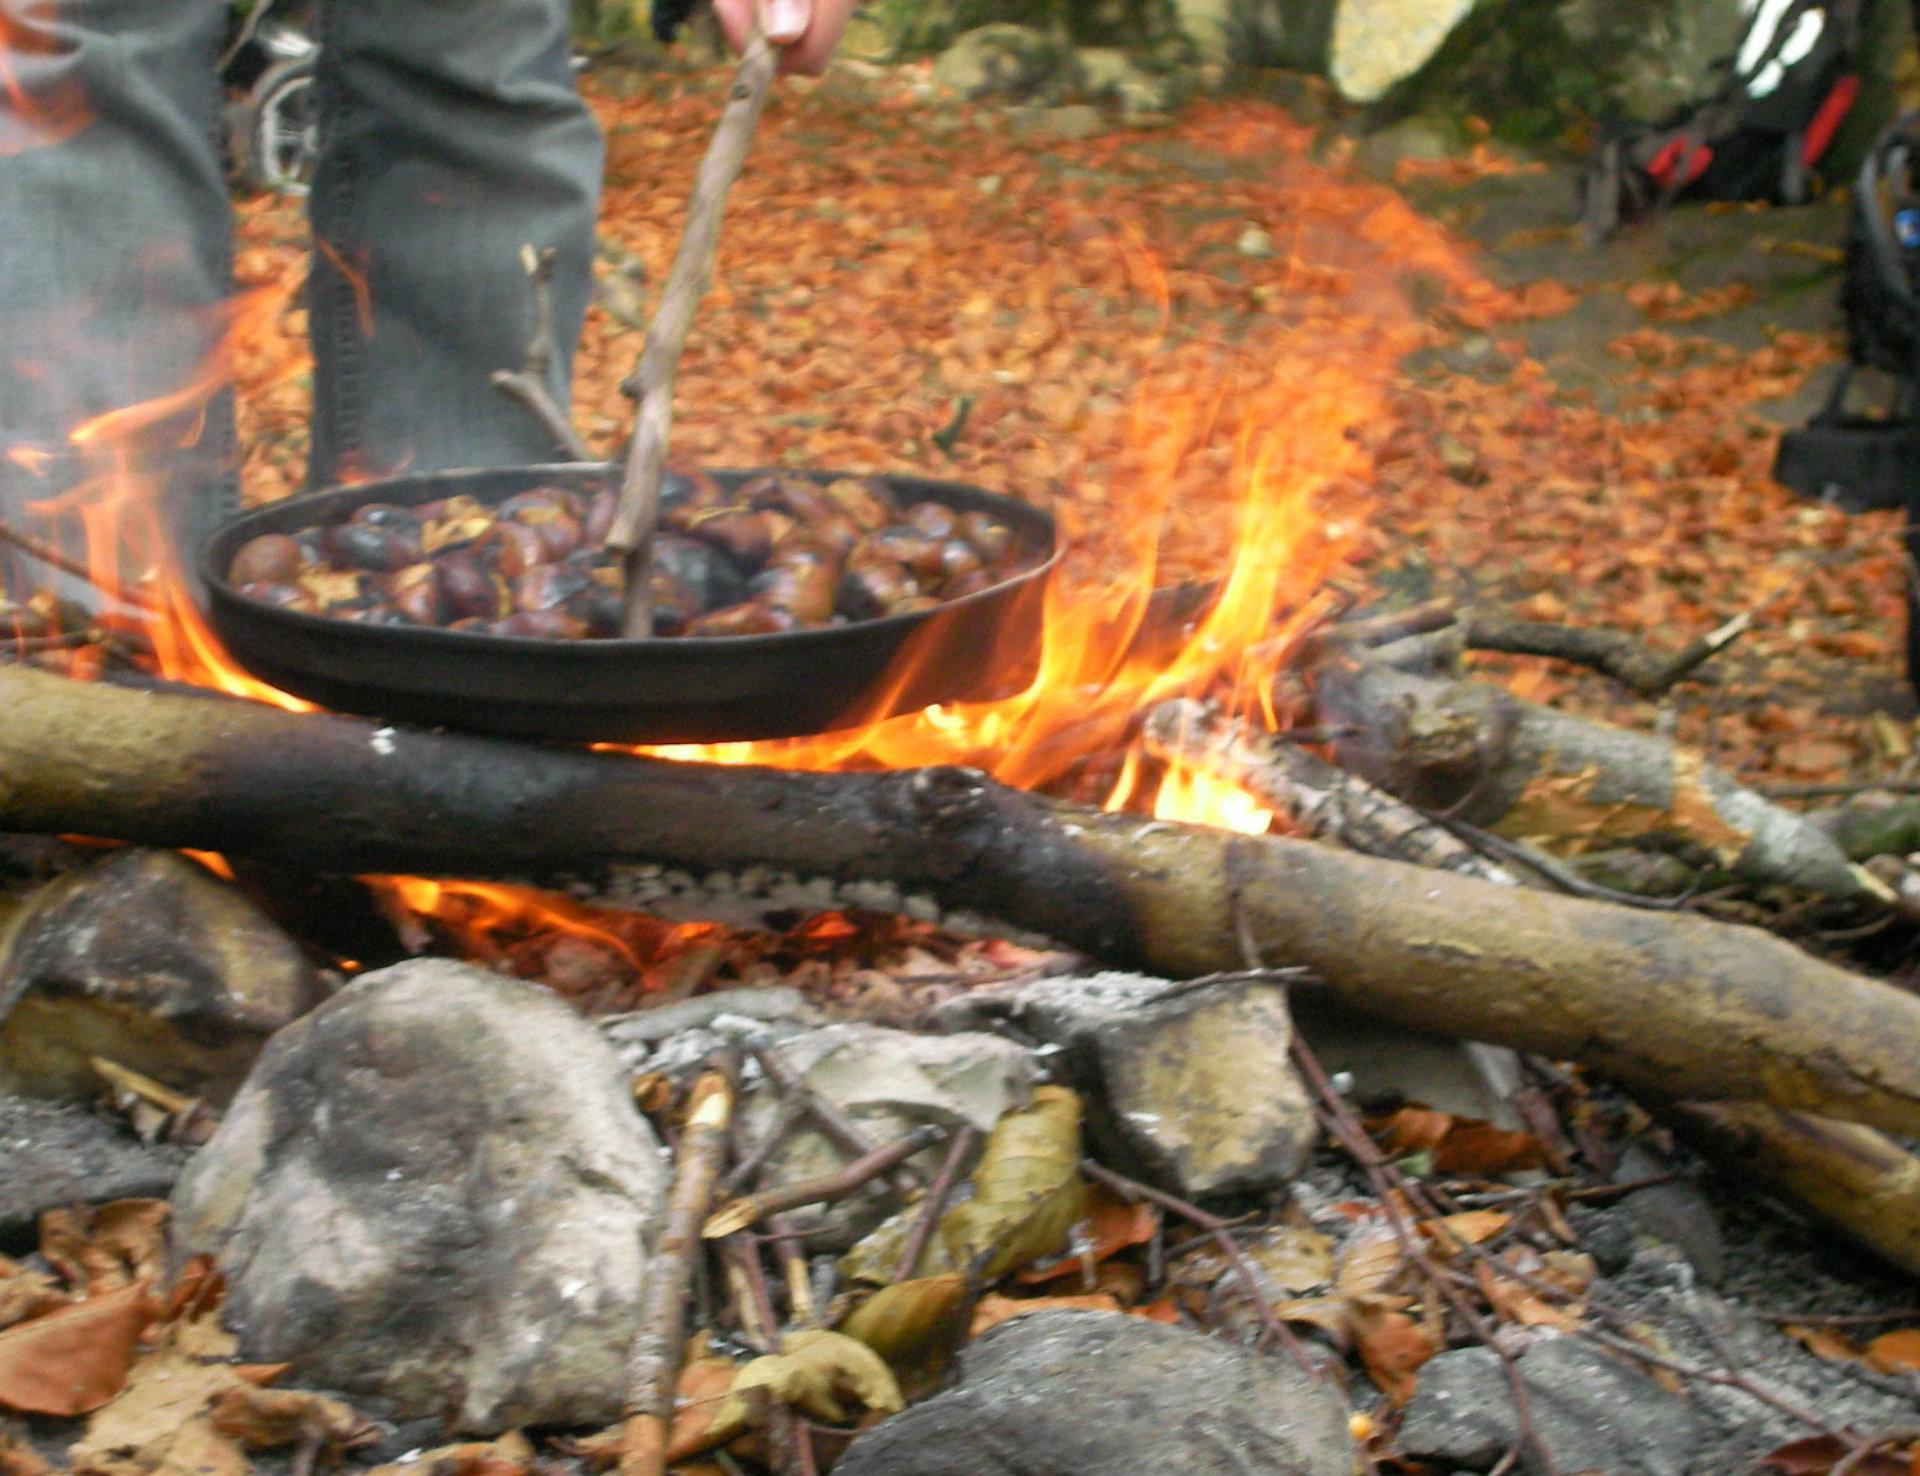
[0, 2, 91, 157]
[641, 348, 1377, 834]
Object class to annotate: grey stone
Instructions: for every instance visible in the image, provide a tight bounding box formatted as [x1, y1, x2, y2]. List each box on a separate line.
[937, 971, 1315, 1199]
[1330, 0, 1477, 102]
[171, 959, 668, 1434]
[834, 1309, 1355, 1476]
[598, 985, 823, 1076]
[933, 24, 1080, 102]
[738, 1023, 1035, 1250]
[1616, 1144, 1725, 1286]
[1076, 47, 1178, 116]
[0, 849, 326, 1106]
[0, 1095, 191, 1249]
[1398, 1336, 1701, 1476]
[1294, 998, 1525, 1130]
[1012, 103, 1107, 141]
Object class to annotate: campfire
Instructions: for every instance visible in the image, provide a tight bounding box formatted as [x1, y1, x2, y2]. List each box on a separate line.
[13, 55, 1920, 1476]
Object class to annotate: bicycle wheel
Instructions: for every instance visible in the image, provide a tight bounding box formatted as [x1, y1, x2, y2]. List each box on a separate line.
[245, 57, 318, 197]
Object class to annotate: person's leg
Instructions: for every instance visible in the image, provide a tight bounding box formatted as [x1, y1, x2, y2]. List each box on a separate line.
[307, 0, 601, 485]
[0, 0, 233, 596]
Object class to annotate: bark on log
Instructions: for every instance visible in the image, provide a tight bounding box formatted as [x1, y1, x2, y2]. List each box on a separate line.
[1316, 660, 1893, 908]
[7, 665, 1920, 1138]
[1657, 1101, 1920, 1275]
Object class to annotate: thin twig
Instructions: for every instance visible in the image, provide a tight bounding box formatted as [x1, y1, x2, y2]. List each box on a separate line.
[609, 29, 778, 636]
[620, 1055, 738, 1476]
[0, 521, 159, 611]
[704, 1126, 942, 1238]
[893, 1126, 978, 1282]
[722, 1090, 809, 1197]
[490, 244, 594, 462]
[751, 1045, 922, 1195]
[1078, 1158, 1322, 1380]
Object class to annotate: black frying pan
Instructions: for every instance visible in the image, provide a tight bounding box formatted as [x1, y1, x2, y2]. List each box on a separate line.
[198, 463, 1057, 744]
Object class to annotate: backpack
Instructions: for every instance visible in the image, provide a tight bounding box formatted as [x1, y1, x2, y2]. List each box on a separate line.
[1773, 108, 1920, 515]
[1580, 0, 1873, 242]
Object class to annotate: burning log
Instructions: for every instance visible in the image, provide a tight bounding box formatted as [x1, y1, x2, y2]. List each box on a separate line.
[8, 666, 1920, 1148]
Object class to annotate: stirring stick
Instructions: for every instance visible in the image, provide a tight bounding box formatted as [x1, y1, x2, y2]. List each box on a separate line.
[607, 20, 778, 638]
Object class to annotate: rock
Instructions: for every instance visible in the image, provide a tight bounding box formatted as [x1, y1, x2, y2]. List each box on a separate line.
[0, 1096, 191, 1250]
[737, 1023, 1035, 1250]
[1076, 47, 1179, 116]
[1616, 1144, 1725, 1286]
[1398, 1336, 1701, 1476]
[599, 985, 824, 1077]
[1237, 224, 1277, 257]
[835, 1308, 1354, 1476]
[1011, 103, 1107, 141]
[0, 849, 326, 1105]
[171, 959, 668, 1433]
[933, 24, 1080, 102]
[1330, 0, 1477, 102]
[1356, 116, 1459, 175]
[1176, 0, 1338, 69]
[1293, 998, 1525, 1130]
[937, 971, 1315, 1199]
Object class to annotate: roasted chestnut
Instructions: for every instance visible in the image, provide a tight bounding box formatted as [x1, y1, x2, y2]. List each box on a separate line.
[679, 507, 770, 571]
[512, 562, 591, 614]
[388, 562, 445, 626]
[685, 600, 799, 637]
[489, 609, 589, 639]
[937, 538, 984, 582]
[958, 512, 1014, 562]
[325, 523, 415, 573]
[488, 521, 548, 579]
[837, 557, 920, 620]
[435, 550, 504, 620]
[236, 580, 320, 614]
[748, 560, 837, 624]
[653, 533, 748, 611]
[228, 532, 306, 586]
[906, 501, 957, 540]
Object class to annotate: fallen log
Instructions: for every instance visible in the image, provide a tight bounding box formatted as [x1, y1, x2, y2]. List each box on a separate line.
[1144, 697, 1920, 1275]
[1316, 659, 1895, 909]
[6, 664, 1920, 1140]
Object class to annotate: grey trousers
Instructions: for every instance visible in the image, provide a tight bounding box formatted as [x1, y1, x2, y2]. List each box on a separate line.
[0, 0, 602, 585]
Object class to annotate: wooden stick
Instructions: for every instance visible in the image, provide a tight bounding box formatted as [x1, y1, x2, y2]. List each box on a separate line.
[490, 245, 595, 463]
[893, 1127, 977, 1282]
[0, 521, 159, 611]
[751, 1045, 923, 1197]
[620, 1058, 738, 1476]
[704, 1127, 942, 1238]
[608, 28, 777, 637]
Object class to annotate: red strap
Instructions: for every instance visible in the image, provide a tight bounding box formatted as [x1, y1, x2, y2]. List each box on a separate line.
[1647, 136, 1716, 188]
[1802, 74, 1860, 165]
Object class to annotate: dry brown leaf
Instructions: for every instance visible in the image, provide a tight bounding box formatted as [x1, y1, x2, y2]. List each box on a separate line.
[1758, 1433, 1911, 1475]
[936, 1086, 1086, 1282]
[69, 1343, 248, 1476]
[1247, 1224, 1336, 1295]
[206, 1384, 372, 1452]
[1420, 1210, 1512, 1254]
[37, 1204, 169, 1295]
[1017, 1185, 1156, 1286]
[714, 1330, 902, 1437]
[362, 1432, 539, 1476]
[0, 1283, 154, 1417]
[1863, 1327, 1920, 1374]
[1351, 1303, 1440, 1406]
[0, 1263, 69, 1333]
[969, 1292, 1122, 1337]
[1334, 1224, 1406, 1300]
[835, 1274, 968, 1373]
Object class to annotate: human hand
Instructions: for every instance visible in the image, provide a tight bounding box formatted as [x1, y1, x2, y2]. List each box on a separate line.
[712, 0, 855, 76]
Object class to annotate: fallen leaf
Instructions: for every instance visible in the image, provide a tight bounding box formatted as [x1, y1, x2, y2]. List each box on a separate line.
[1017, 1185, 1156, 1285]
[718, 1330, 903, 1431]
[0, 1283, 154, 1416]
[207, 1384, 373, 1451]
[836, 1273, 969, 1373]
[1420, 1210, 1511, 1253]
[969, 1292, 1122, 1336]
[363, 1432, 540, 1476]
[1864, 1327, 1920, 1374]
[1334, 1224, 1406, 1300]
[1351, 1303, 1439, 1405]
[38, 1203, 169, 1294]
[0, 1262, 68, 1333]
[1759, 1433, 1911, 1475]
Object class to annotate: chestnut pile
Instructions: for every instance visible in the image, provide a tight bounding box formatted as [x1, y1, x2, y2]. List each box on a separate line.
[224, 471, 1033, 640]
